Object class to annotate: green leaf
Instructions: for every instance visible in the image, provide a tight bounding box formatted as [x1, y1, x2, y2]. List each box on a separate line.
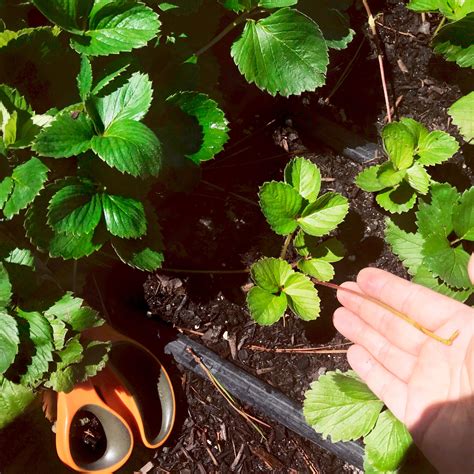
[45, 293, 103, 332]
[413, 265, 473, 302]
[449, 92, 474, 142]
[77, 340, 110, 381]
[355, 165, 387, 192]
[399, 117, 429, 143]
[433, 13, 474, 68]
[416, 183, 459, 238]
[70, 1, 161, 56]
[17, 310, 54, 386]
[4, 111, 18, 148]
[0, 262, 12, 310]
[453, 187, 474, 240]
[284, 272, 320, 320]
[416, 131, 459, 165]
[167, 91, 229, 163]
[48, 181, 102, 236]
[25, 183, 103, 259]
[0, 377, 35, 429]
[0, 178, 13, 209]
[259, 181, 303, 235]
[101, 193, 147, 238]
[382, 121, 416, 170]
[423, 233, 471, 288]
[0, 312, 19, 375]
[247, 286, 288, 325]
[385, 219, 424, 276]
[32, 112, 94, 158]
[297, 259, 334, 281]
[92, 72, 153, 129]
[405, 163, 430, 194]
[376, 182, 417, 214]
[219, 0, 257, 12]
[364, 410, 413, 472]
[77, 55, 93, 101]
[91, 62, 130, 95]
[377, 163, 406, 188]
[4, 249, 35, 268]
[32, 0, 94, 33]
[294, 232, 345, 261]
[91, 119, 162, 177]
[2, 158, 49, 219]
[298, 192, 349, 236]
[250, 257, 294, 292]
[259, 0, 298, 8]
[407, 0, 474, 20]
[303, 370, 384, 442]
[231, 8, 329, 96]
[284, 157, 321, 202]
[297, 0, 354, 50]
[111, 207, 165, 271]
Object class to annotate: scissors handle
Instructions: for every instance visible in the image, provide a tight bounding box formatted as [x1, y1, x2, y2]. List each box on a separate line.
[56, 380, 133, 473]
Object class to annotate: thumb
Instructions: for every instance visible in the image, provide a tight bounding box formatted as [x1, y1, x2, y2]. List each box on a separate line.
[469, 253, 474, 285]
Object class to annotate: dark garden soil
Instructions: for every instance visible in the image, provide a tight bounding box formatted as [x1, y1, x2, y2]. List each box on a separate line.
[1, 1, 472, 473]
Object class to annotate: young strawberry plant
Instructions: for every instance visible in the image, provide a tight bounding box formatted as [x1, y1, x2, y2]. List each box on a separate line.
[355, 118, 459, 213]
[304, 370, 413, 473]
[449, 91, 474, 143]
[247, 157, 349, 324]
[0, 258, 109, 429]
[407, 0, 474, 67]
[386, 182, 474, 302]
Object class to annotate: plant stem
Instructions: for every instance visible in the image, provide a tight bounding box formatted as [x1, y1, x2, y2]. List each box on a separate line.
[361, 0, 392, 122]
[432, 16, 446, 37]
[194, 11, 251, 58]
[450, 237, 462, 247]
[280, 232, 295, 260]
[313, 279, 459, 346]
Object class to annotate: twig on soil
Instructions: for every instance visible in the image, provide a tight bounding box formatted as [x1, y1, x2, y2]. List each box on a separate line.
[313, 280, 459, 345]
[249, 445, 285, 470]
[176, 326, 206, 337]
[161, 267, 250, 275]
[187, 348, 270, 438]
[375, 21, 419, 39]
[205, 446, 219, 467]
[246, 344, 350, 354]
[361, 0, 393, 122]
[293, 440, 320, 474]
[230, 443, 245, 471]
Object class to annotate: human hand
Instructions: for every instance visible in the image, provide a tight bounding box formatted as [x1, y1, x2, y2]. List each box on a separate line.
[333, 258, 474, 474]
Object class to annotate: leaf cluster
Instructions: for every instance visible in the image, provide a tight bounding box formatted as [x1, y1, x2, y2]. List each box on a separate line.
[247, 157, 348, 325]
[386, 183, 474, 302]
[304, 370, 413, 473]
[407, 0, 474, 67]
[356, 118, 459, 213]
[0, 261, 109, 429]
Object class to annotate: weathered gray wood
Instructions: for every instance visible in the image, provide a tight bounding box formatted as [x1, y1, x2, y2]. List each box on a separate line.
[165, 335, 365, 469]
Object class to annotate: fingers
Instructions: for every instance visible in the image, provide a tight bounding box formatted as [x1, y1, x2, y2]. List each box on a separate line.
[356, 268, 467, 330]
[333, 307, 417, 382]
[347, 345, 408, 423]
[469, 253, 474, 285]
[337, 281, 428, 355]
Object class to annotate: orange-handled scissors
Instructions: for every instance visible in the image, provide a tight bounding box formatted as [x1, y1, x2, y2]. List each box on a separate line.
[55, 325, 176, 473]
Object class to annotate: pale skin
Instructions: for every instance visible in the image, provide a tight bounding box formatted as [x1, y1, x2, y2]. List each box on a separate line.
[334, 256, 474, 474]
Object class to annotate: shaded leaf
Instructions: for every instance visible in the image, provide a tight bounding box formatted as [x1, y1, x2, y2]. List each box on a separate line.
[77, 55, 92, 101]
[32, 0, 94, 33]
[91, 119, 162, 177]
[167, 91, 229, 163]
[247, 286, 288, 325]
[231, 8, 329, 96]
[355, 165, 386, 192]
[0, 312, 19, 375]
[0, 377, 35, 429]
[32, 112, 94, 158]
[0, 262, 12, 310]
[376, 182, 417, 214]
[101, 193, 147, 238]
[453, 187, 474, 240]
[405, 162, 430, 194]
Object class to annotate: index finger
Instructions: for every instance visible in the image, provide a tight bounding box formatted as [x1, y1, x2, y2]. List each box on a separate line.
[356, 268, 473, 330]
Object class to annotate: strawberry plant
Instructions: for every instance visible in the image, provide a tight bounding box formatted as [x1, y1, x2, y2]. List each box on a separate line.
[0, 257, 109, 429]
[355, 118, 459, 213]
[304, 370, 413, 473]
[449, 91, 474, 143]
[247, 157, 349, 324]
[407, 0, 474, 67]
[386, 183, 474, 302]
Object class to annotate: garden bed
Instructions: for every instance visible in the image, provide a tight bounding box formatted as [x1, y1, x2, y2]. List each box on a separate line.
[0, 1, 472, 473]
